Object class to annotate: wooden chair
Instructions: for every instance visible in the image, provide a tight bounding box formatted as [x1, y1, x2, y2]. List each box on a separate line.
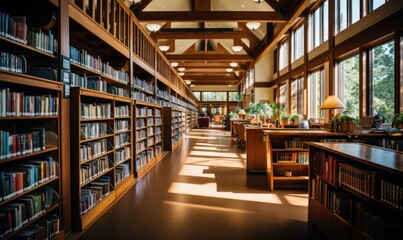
[237, 123, 247, 148]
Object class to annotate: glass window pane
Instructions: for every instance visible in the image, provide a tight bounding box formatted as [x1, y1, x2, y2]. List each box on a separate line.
[335, 55, 359, 118]
[308, 70, 324, 120]
[291, 78, 303, 115]
[323, 0, 328, 42]
[279, 41, 288, 70]
[371, 0, 386, 11]
[279, 84, 287, 106]
[351, 0, 360, 24]
[370, 41, 395, 118]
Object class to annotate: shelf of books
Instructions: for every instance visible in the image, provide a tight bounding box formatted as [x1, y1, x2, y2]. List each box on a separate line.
[68, 0, 131, 99]
[156, 80, 171, 108]
[70, 87, 134, 231]
[0, 73, 63, 239]
[155, 106, 164, 161]
[308, 142, 403, 240]
[133, 101, 156, 178]
[0, 1, 64, 238]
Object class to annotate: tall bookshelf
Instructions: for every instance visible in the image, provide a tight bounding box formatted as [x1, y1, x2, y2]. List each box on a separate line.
[0, 1, 64, 238]
[308, 142, 403, 240]
[0, 73, 63, 239]
[155, 106, 164, 161]
[70, 88, 134, 231]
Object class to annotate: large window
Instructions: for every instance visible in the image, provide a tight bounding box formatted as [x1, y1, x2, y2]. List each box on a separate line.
[291, 78, 304, 116]
[279, 83, 287, 107]
[335, 0, 361, 34]
[335, 55, 359, 118]
[201, 92, 227, 101]
[370, 41, 395, 118]
[228, 92, 239, 101]
[308, 0, 328, 51]
[308, 69, 325, 120]
[370, 0, 387, 12]
[193, 92, 201, 101]
[291, 24, 304, 62]
[279, 40, 289, 70]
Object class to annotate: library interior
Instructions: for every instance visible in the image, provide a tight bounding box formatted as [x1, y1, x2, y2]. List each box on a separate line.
[0, 0, 403, 239]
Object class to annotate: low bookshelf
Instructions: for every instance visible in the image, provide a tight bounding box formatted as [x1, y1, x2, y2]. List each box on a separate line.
[307, 142, 403, 240]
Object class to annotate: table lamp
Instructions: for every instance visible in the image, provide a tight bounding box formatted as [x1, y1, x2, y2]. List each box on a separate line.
[238, 109, 246, 119]
[320, 95, 345, 120]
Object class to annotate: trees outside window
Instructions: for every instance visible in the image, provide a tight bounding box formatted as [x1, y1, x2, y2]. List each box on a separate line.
[308, 69, 325, 120]
[291, 78, 304, 116]
[291, 24, 304, 62]
[308, 0, 328, 51]
[370, 41, 395, 119]
[335, 55, 359, 118]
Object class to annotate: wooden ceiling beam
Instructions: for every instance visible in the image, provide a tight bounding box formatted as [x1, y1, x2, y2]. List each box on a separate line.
[136, 11, 287, 22]
[151, 31, 249, 40]
[130, 0, 152, 15]
[166, 54, 254, 61]
[173, 62, 245, 67]
[264, 0, 289, 18]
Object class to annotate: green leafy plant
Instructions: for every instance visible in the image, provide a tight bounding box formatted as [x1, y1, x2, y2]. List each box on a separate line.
[270, 102, 287, 121]
[393, 112, 403, 127]
[246, 103, 272, 118]
[281, 115, 290, 121]
[290, 113, 301, 121]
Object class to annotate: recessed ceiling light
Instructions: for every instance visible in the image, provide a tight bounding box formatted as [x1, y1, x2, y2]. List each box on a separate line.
[226, 68, 233, 72]
[246, 22, 261, 30]
[232, 45, 243, 52]
[178, 72, 185, 76]
[159, 45, 170, 52]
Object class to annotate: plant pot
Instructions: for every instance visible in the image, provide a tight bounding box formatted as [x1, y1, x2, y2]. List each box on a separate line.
[281, 120, 289, 128]
[340, 121, 355, 133]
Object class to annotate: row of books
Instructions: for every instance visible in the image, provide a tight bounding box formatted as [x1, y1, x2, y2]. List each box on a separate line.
[155, 145, 162, 156]
[70, 46, 129, 84]
[132, 90, 155, 104]
[135, 152, 147, 170]
[312, 151, 339, 185]
[80, 176, 111, 215]
[115, 146, 131, 165]
[115, 105, 130, 118]
[378, 178, 403, 210]
[155, 109, 162, 117]
[156, 88, 169, 100]
[136, 141, 147, 153]
[155, 118, 162, 125]
[0, 51, 26, 73]
[80, 139, 109, 162]
[132, 77, 154, 93]
[115, 133, 130, 148]
[157, 99, 170, 107]
[0, 12, 28, 44]
[338, 162, 375, 198]
[284, 139, 305, 149]
[0, 88, 59, 117]
[136, 119, 146, 129]
[80, 122, 110, 141]
[136, 129, 147, 140]
[71, 73, 129, 97]
[115, 119, 130, 132]
[0, 128, 46, 160]
[0, 158, 57, 202]
[115, 163, 130, 185]
[155, 134, 162, 144]
[146, 108, 154, 116]
[276, 152, 309, 164]
[0, 12, 57, 55]
[147, 149, 154, 161]
[135, 106, 147, 117]
[147, 137, 154, 146]
[0, 187, 54, 238]
[81, 102, 111, 119]
[13, 214, 60, 240]
[80, 156, 110, 185]
[156, 126, 162, 135]
[147, 118, 154, 126]
[147, 127, 154, 136]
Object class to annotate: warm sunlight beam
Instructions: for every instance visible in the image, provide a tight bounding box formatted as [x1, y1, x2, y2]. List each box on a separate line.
[184, 158, 244, 168]
[178, 165, 215, 178]
[283, 194, 308, 207]
[195, 143, 227, 147]
[168, 182, 283, 205]
[186, 136, 218, 140]
[163, 201, 251, 214]
[190, 151, 239, 158]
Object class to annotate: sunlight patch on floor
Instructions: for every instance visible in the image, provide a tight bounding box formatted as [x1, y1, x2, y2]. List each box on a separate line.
[185, 136, 218, 140]
[183, 158, 245, 168]
[163, 201, 251, 214]
[195, 142, 227, 147]
[190, 151, 239, 158]
[192, 146, 233, 151]
[283, 194, 308, 207]
[178, 165, 215, 178]
[168, 182, 283, 205]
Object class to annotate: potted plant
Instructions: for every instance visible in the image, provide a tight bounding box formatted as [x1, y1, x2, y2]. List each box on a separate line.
[281, 115, 290, 127]
[246, 102, 273, 124]
[289, 113, 301, 125]
[338, 114, 357, 133]
[392, 112, 403, 129]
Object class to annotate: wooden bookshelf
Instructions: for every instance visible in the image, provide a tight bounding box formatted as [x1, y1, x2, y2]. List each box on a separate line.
[70, 87, 134, 231]
[261, 129, 402, 191]
[0, 73, 63, 239]
[307, 142, 403, 240]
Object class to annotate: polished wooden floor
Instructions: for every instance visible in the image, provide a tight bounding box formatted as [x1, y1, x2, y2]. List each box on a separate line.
[78, 128, 319, 240]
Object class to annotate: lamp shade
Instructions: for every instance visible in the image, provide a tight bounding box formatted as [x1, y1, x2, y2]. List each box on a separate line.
[146, 23, 161, 32]
[178, 72, 185, 76]
[178, 67, 186, 72]
[226, 68, 233, 73]
[159, 45, 170, 52]
[170, 62, 179, 67]
[320, 95, 346, 109]
[246, 22, 261, 30]
[229, 62, 238, 68]
[238, 109, 246, 115]
[232, 45, 243, 52]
